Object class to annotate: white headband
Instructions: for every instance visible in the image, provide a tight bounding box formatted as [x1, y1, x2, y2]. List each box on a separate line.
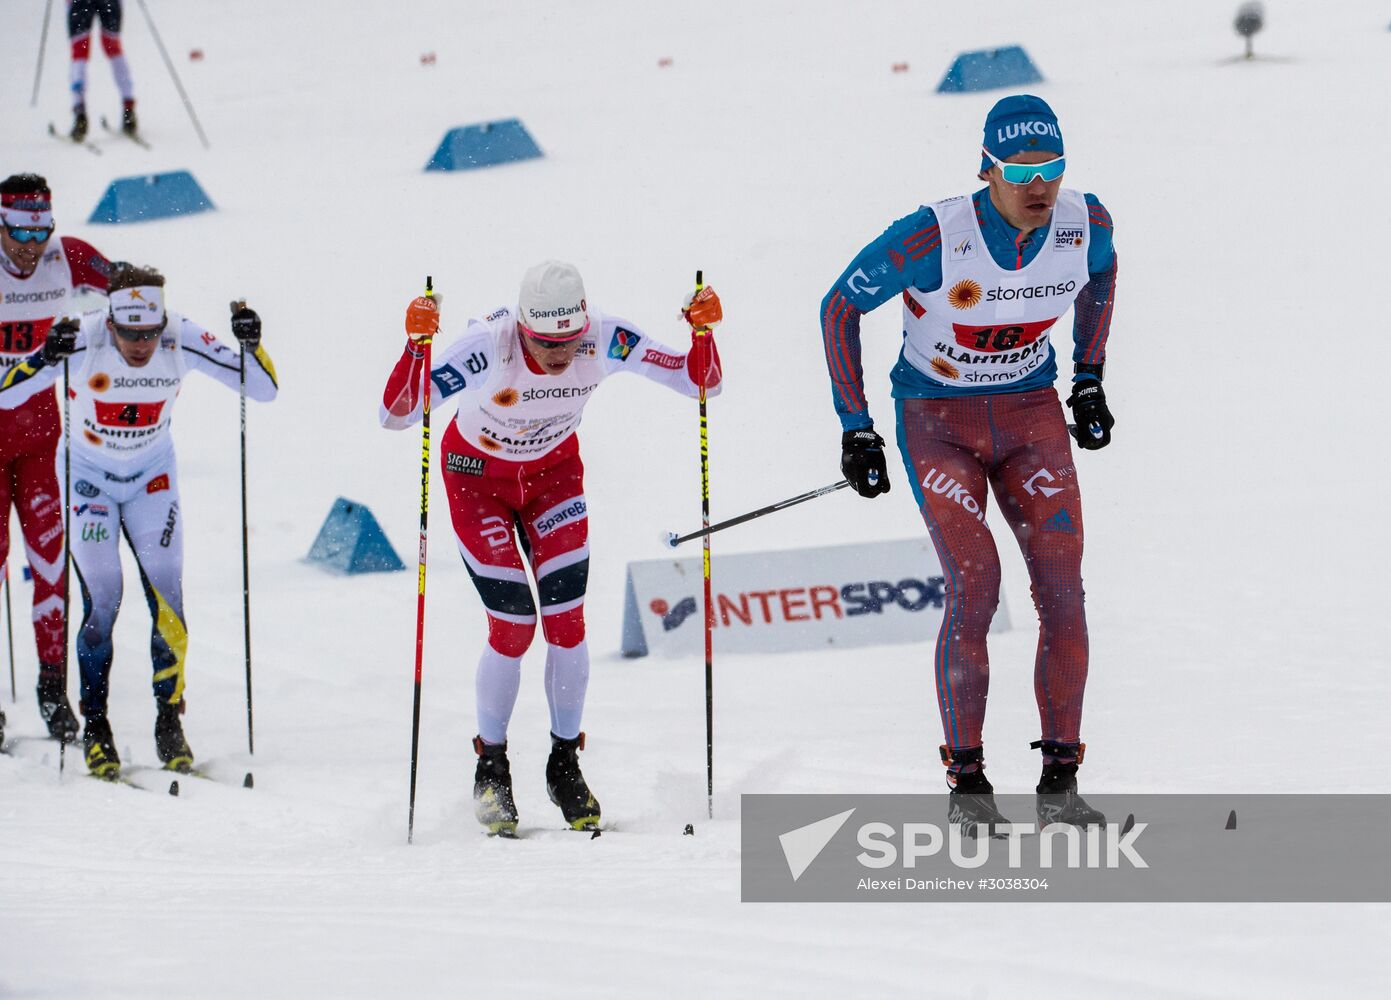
[0, 205, 54, 230]
[109, 286, 166, 327]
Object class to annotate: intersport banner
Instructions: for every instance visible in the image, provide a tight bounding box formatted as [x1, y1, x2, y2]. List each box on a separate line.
[619, 538, 1010, 657]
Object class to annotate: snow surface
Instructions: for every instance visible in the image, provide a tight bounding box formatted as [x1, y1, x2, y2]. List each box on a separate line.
[3, 1, 1389, 996]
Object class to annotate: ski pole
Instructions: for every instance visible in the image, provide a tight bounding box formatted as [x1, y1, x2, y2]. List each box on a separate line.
[30, 0, 54, 107]
[60, 357, 71, 776]
[407, 276, 434, 844]
[134, 0, 210, 149]
[667, 479, 851, 548]
[231, 300, 255, 759]
[692, 270, 715, 820]
[3, 561, 15, 701]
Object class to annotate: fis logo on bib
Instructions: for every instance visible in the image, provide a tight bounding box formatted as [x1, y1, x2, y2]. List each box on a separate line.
[948, 232, 977, 261]
[1053, 227, 1084, 251]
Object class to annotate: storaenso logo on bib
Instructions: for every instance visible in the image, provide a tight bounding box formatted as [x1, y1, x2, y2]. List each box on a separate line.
[112, 375, 180, 389]
[520, 384, 596, 403]
[534, 497, 587, 538]
[984, 280, 1076, 302]
[3, 288, 66, 305]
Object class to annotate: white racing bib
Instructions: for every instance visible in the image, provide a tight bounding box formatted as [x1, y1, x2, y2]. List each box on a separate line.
[901, 190, 1091, 389]
[72, 310, 189, 474]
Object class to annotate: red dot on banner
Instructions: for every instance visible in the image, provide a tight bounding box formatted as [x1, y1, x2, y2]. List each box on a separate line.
[891, 62, 909, 73]
[189, 49, 204, 61]
[650, 599, 669, 617]
[657, 57, 673, 68]
[421, 52, 437, 66]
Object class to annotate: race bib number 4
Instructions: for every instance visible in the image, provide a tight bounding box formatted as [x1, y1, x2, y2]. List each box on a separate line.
[93, 400, 167, 427]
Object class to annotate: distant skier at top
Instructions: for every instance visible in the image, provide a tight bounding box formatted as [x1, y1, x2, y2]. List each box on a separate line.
[380, 261, 723, 836]
[0, 173, 113, 747]
[0, 264, 277, 779]
[818, 95, 1118, 833]
[66, 0, 139, 141]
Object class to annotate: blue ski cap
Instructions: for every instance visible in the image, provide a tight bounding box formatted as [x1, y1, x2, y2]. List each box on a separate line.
[980, 95, 1064, 174]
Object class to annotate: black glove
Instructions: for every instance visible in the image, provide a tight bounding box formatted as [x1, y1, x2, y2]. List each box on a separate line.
[841, 428, 891, 498]
[1066, 379, 1114, 450]
[230, 306, 262, 348]
[42, 318, 79, 365]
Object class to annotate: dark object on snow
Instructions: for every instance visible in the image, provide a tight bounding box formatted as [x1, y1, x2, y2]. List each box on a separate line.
[1234, 3, 1264, 60]
[1226, 809, 1238, 830]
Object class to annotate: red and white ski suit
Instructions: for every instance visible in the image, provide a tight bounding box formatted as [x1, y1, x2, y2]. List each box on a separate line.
[381, 304, 720, 742]
[0, 236, 109, 672]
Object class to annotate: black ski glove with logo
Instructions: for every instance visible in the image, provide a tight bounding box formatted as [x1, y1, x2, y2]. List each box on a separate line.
[42, 318, 79, 365]
[841, 428, 891, 498]
[1066, 379, 1114, 450]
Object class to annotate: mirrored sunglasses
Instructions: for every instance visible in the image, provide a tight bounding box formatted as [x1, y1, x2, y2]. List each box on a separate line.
[109, 315, 168, 342]
[5, 225, 55, 244]
[982, 148, 1066, 185]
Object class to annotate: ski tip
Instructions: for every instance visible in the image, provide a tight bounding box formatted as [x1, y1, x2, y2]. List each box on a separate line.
[425, 275, 434, 297]
[1225, 809, 1237, 830]
[683, 823, 695, 836]
[1121, 812, 1135, 836]
[168, 780, 180, 797]
[694, 269, 703, 289]
[243, 772, 254, 789]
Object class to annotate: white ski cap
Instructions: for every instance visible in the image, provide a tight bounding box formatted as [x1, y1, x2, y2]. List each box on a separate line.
[517, 259, 588, 342]
[109, 286, 166, 328]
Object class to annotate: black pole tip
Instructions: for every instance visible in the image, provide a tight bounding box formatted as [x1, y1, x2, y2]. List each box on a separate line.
[1225, 809, 1237, 830]
[243, 772, 254, 789]
[590, 828, 602, 840]
[683, 823, 695, 836]
[169, 780, 180, 796]
[1121, 813, 1135, 836]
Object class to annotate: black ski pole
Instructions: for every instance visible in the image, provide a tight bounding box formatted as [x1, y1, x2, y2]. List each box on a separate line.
[666, 479, 851, 548]
[3, 561, 15, 701]
[231, 300, 254, 762]
[30, 0, 54, 107]
[134, 0, 210, 149]
[60, 357, 71, 776]
[407, 276, 435, 844]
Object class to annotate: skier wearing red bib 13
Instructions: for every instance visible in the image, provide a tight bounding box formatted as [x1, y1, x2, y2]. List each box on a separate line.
[0, 173, 112, 747]
[820, 95, 1117, 833]
[380, 261, 723, 837]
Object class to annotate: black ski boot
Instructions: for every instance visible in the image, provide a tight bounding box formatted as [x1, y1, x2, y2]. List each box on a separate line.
[37, 671, 79, 744]
[84, 715, 121, 779]
[154, 700, 194, 773]
[121, 99, 138, 136]
[1032, 740, 1105, 827]
[473, 737, 519, 837]
[942, 745, 1012, 839]
[70, 106, 89, 142]
[545, 732, 601, 831]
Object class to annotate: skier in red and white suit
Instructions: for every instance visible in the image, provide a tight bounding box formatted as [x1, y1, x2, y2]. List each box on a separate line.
[0, 173, 111, 742]
[380, 260, 723, 834]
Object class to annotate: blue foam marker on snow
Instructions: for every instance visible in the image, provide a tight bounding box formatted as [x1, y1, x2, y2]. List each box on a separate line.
[936, 46, 1043, 93]
[424, 119, 544, 171]
[305, 498, 406, 575]
[619, 569, 648, 658]
[88, 170, 215, 224]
